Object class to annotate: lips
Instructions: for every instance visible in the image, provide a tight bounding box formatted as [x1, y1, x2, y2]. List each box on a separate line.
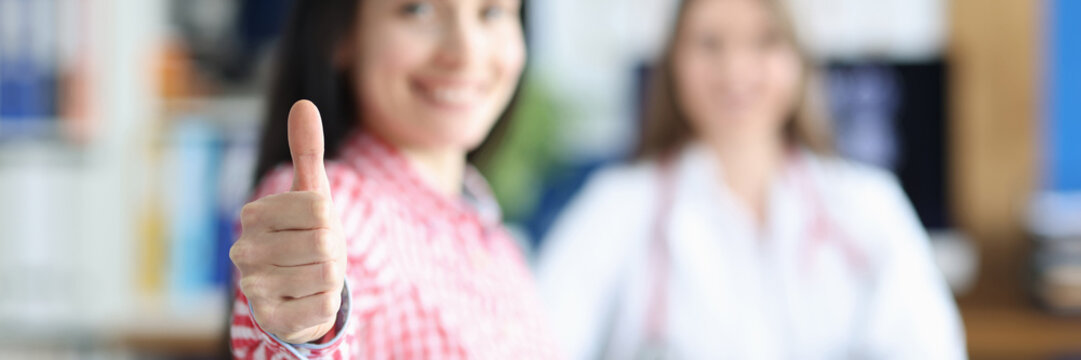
[412, 77, 487, 111]
[431, 88, 476, 104]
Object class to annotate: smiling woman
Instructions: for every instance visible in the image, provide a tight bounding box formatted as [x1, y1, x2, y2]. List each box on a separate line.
[253, 0, 525, 193]
[537, 0, 965, 358]
[228, 0, 559, 359]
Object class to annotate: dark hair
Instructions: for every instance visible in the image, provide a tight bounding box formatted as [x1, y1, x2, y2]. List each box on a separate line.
[636, 0, 833, 160]
[253, 0, 526, 185]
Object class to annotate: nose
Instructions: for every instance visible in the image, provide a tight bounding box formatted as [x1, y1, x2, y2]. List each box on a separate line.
[433, 12, 481, 71]
[716, 50, 761, 95]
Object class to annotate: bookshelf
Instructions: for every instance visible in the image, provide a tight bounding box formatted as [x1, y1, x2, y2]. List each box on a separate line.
[0, 0, 256, 357]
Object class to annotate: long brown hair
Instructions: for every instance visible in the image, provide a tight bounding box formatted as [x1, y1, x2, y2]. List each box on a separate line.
[635, 0, 833, 160]
[253, 0, 526, 185]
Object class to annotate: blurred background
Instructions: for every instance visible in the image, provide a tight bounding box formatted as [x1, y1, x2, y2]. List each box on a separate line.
[0, 0, 1078, 358]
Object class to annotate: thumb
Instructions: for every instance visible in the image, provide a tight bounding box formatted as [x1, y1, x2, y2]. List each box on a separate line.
[288, 100, 331, 195]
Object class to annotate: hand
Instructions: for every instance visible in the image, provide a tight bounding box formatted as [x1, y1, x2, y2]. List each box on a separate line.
[231, 100, 347, 344]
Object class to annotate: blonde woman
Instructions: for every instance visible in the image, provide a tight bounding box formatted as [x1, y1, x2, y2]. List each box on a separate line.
[537, 0, 966, 358]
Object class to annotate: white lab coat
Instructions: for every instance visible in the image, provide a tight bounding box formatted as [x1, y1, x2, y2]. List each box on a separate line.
[536, 142, 966, 360]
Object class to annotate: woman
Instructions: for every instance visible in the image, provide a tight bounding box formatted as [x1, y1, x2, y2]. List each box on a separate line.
[537, 0, 966, 358]
[228, 0, 558, 358]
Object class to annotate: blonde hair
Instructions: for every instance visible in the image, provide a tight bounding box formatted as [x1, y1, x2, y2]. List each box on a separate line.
[635, 0, 834, 160]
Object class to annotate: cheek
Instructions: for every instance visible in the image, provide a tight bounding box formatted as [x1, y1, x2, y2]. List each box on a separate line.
[359, 32, 428, 107]
[673, 55, 717, 124]
[351, 27, 448, 147]
[766, 53, 803, 108]
[491, 28, 527, 101]
[475, 28, 526, 124]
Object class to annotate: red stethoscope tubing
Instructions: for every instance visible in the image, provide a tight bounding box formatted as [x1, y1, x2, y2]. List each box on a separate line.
[641, 154, 867, 349]
[644, 157, 677, 346]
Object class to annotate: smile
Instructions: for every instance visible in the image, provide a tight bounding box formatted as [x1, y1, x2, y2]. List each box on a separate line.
[413, 78, 487, 111]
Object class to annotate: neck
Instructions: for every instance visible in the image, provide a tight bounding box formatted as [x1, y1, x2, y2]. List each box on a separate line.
[365, 124, 466, 197]
[398, 145, 466, 198]
[708, 134, 785, 226]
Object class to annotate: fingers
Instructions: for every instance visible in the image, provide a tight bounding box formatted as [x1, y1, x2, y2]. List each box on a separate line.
[240, 261, 345, 300]
[235, 191, 343, 267]
[287, 100, 331, 195]
[240, 191, 333, 232]
[270, 261, 346, 299]
[232, 228, 345, 268]
[273, 290, 343, 329]
[248, 288, 343, 341]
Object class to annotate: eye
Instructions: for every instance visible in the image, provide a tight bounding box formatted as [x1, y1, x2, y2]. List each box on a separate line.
[758, 28, 786, 50]
[481, 5, 507, 21]
[698, 34, 721, 52]
[400, 2, 434, 18]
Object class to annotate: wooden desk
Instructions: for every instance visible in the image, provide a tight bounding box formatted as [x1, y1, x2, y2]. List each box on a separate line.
[957, 242, 1081, 359]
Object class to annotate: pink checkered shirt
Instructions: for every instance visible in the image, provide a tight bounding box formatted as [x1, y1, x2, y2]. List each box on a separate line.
[230, 132, 559, 359]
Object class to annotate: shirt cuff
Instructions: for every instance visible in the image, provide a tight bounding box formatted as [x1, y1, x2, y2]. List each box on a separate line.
[248, 280, 354, 358]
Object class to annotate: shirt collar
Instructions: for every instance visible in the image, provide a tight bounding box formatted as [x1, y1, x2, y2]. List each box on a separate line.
[673, 141, 814, 241]
[337, 131, 504, 227]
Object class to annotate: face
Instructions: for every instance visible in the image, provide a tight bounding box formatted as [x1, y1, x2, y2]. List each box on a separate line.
[672, 0, 803, 147]
[344, 0, 525, 152]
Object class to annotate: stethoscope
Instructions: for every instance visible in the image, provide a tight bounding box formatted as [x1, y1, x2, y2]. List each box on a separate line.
[634, 152, 867, 360]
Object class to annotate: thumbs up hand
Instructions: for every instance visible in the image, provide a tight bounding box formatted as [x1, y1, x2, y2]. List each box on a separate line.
[231, 100, 347, 344]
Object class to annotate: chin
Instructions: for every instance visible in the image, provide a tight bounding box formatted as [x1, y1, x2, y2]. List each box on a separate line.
[446, 126, 494, 152]
[421, 110, 501, 150]
[402, 120, 490, 154]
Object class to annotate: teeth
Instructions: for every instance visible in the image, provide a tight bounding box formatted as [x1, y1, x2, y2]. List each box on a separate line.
[430, 88, 474, 105]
